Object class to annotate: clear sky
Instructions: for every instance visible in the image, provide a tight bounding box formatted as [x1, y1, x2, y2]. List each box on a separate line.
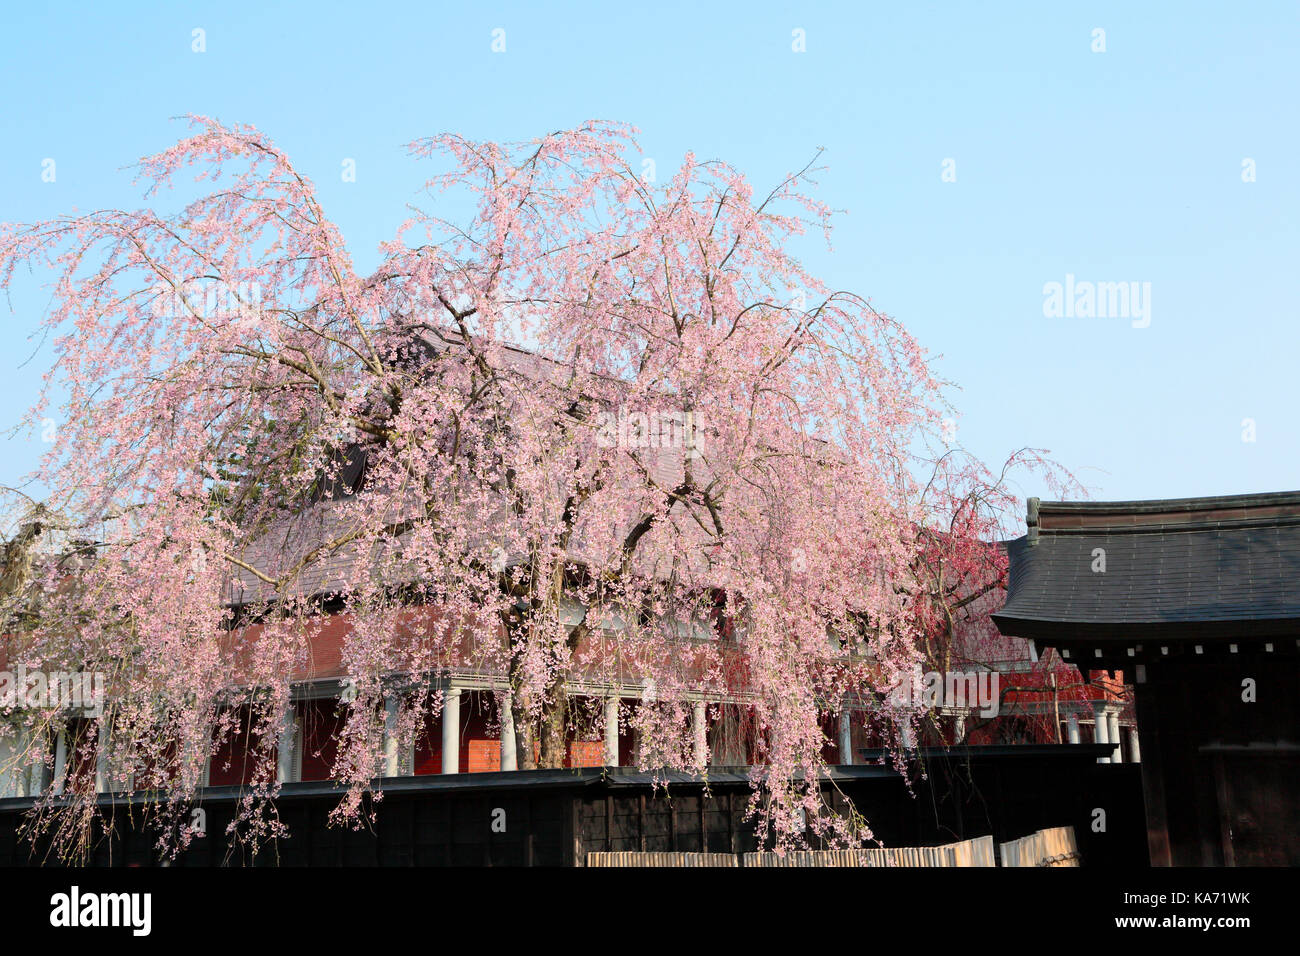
[0, 1, 1296, 504]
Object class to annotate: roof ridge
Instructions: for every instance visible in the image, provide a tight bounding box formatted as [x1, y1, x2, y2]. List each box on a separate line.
[1037, 490, 1300, 514]
[1036, 514, 1300, 536]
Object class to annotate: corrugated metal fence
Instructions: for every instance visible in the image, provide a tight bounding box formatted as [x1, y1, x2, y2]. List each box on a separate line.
[588, 830, 1077, 867]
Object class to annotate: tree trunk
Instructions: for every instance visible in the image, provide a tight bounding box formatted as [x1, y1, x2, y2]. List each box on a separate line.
[502, 595, 584, 771]
[537, 690, 568, 769]
[512, 694, 536, 771]
[507, 687, 568, 769]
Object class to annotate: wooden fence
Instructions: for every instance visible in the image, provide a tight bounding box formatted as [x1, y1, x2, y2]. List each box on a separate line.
[998, 826, 1081, 866]
[588, 833, 1003, 867]
[586, 851, 739, 867]
[587, 830, 1082, 867]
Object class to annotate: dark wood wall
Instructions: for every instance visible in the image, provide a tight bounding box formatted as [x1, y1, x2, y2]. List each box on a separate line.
[1135, 649, 1300, 866]
[0, 747, 1147, 867]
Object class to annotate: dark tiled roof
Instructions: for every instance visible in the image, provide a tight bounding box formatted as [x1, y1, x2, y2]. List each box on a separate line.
[993, 491, 1300, 642]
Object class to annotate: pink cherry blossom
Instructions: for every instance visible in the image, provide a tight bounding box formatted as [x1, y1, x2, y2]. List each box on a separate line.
[0, 118, 1078, 860]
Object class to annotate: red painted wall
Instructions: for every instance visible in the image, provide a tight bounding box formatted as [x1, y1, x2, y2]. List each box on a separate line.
[298, 699, 343, 782]
[208, 708, 261, 787]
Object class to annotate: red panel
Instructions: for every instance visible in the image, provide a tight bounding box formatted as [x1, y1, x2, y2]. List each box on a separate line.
[208, 708, 262, 787]
[467, 739, 500, 773]
[567, 740, 604, 768]
[459, 703, 491, 773]
[412, 710, 442, 775]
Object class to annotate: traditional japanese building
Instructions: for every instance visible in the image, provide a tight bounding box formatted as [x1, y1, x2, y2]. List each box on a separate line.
[993, 491, 1300, 866]
[0, 503, 1155, 865]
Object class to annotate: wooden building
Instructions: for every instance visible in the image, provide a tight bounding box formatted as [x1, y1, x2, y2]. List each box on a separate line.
[993, 491, 1300, 866]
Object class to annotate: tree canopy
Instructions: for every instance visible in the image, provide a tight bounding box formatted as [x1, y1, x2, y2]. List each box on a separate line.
[0, 118, 1077, 859]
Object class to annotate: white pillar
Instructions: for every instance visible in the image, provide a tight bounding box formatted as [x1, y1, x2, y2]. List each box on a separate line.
[441, 687, 460, 774]
[1128, 726, 1141, 763]
[51, 730, 68, 795]
[1066, 714, 1080, 745]
[382, 693, 401, 778]
[1092, 704, 1110, 763]
[603, 697, 620, 767]
[692, 700, 708, 766]
[0, 729, 21, 798]
[276, 703, 297, 784]
[900, 715, 916, 750]
[838, 711, 854, 765]
[1107, 710, 1122, 763]
[500, 692, 517, 772]
[95, 718, 111, 792]
[18, 726, 38, 797]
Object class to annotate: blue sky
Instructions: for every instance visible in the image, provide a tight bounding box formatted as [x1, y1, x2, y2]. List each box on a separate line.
[0, 1, 1296, 504]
